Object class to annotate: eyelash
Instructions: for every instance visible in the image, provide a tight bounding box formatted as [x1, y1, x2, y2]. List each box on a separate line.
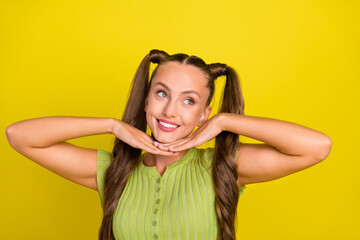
[184, 98, 195, 105]
[156, 90, 195, 105]
[156, 90, 167, 98]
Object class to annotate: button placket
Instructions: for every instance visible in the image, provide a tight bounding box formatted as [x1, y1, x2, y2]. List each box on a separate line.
[151, 177, 162, 239]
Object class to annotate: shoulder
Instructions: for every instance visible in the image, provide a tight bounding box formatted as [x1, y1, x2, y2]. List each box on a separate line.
[193, 147, 215, 170]
[96, 149, 114, 204]
[96, 149, 114, 181]
[197, 147, 215, 159]
[97, 149, 113, 166]
[195, 147, 215, 161]
[197, 147, 246, 193]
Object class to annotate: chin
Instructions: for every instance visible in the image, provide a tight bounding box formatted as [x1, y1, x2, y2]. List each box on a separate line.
[149, 123, 194, 143]
[151, 131, 186, 144]
[153, 135, 178, 144]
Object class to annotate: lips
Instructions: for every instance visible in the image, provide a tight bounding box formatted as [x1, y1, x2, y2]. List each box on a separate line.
[156, 118, 180, 132]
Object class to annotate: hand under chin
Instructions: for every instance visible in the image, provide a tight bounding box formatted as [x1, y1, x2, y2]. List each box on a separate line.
[151, 133, 185, 145]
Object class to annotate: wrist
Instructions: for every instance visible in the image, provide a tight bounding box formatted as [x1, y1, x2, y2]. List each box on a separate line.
[107, 118, 120, 134]
[216, 113, 228, 131]
[217, 113, 236, 132]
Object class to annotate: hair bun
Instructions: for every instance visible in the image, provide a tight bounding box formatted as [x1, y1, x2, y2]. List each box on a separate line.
[149, 49, 169, 64]
[208, 63, 227, 79]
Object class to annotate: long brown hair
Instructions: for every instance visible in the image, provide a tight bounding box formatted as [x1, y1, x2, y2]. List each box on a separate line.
[99, 49, 244, 240]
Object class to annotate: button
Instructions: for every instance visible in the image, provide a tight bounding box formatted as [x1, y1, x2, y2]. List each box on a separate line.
[153, 233, 158, 239]
[153, 208, 158, 214]
[156, 178, 161, 183]
[156, 187, 160, 192]
[152, 220, 157, 226]
[155, 199, 160, 204]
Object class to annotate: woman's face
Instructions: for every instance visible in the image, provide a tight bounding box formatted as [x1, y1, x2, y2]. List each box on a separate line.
[145, 61, 212, 143]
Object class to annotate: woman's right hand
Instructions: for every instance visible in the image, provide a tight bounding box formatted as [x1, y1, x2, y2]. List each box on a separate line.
[5, 117, 178, 192]
[112, 119, 178, 156]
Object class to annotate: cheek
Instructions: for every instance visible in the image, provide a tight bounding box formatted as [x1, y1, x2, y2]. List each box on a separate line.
[146, 99, 161, 113]
[182, 109, 203, 124]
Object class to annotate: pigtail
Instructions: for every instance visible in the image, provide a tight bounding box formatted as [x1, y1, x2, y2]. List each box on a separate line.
[99, 49, 244, 240]
[99, 49, 169, 239]
[210, 63, 245, 240]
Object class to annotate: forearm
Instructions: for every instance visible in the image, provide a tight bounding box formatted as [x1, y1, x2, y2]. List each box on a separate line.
[219, 113, 332, 158]
[5, 116, 115, 149]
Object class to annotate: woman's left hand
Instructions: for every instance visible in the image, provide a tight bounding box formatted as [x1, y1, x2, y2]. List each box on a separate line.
[156, 114, 224, 152]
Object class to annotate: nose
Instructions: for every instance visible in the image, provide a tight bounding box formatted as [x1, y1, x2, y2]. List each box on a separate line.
[162, 99, 178, 118]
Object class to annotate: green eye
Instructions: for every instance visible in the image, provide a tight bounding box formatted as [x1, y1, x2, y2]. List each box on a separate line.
[157, 91, 167, 98]
[184, 98, 195, 105]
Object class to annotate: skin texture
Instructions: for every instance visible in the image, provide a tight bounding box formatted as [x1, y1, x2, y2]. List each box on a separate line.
[5, 61, 332, 191]
[145, 61, 212, 143]
[142, 61, 212, 172]
[141, 61, 332, 185]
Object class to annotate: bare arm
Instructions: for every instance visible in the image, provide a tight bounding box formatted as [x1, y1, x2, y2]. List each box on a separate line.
[5, 116, 115, 191]
[6, 116, 113, 148]
[5, 116, 178, 191]
[219, 113, 333, 185]
[159, 113, 332, 186]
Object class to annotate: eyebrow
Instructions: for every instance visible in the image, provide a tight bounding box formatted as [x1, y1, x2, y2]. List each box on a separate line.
[153, 82, 201, 99]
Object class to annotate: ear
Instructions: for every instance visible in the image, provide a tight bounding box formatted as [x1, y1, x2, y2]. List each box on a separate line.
[144, 96, 149, 112]
[197, 106, 212, 127]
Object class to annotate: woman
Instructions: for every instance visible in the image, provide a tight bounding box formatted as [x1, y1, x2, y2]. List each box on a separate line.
[5, 49, 332, 240]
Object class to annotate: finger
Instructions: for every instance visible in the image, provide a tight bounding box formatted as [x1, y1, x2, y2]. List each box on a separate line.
[143, 135, 159, 146]
[148, 140, 177, 153]
[156, 144, 170, 151]
[145, 139, 178, 155]
[169, 141, 194, 152]
[160, 132, 195, 146]
[160, 138, 182, 145]
[139, 140, 174, 155]
[155, 144, 182, 155]
[138, 137, 180, 155]
[152, 147, 179, 156]
[165, 135, 195, 149]
[139, 143, 161, 155]
[142, 144, 178, 156]
[157, 150, 179, 156]
[159, 135, 193, 149]
[160, 140, 184, 147]
[145, 140, 181, 155]
[169, 135, 202, 151]
[141, 139, 162, 151]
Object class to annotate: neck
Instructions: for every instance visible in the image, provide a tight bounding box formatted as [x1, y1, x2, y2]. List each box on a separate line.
[143, 149, 189, 169]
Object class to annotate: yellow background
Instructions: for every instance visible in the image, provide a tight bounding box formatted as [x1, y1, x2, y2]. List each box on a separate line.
[1, 0, 359, 239]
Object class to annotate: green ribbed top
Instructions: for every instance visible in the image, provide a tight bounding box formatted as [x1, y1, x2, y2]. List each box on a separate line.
[96, 147, 246, 240]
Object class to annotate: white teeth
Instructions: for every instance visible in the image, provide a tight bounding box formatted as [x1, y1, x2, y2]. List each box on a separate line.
[159, 121, 179, 128]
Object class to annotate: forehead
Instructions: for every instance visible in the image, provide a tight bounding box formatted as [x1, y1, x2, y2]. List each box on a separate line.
[151, 61, 209, 91]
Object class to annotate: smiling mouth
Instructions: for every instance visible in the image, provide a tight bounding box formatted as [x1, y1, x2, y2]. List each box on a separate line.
[157, 119, 180, 129]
